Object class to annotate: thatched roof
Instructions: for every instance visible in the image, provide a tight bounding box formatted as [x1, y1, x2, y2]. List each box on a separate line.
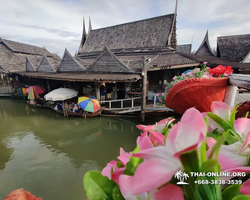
[78, 14, 175, 54]
[19, 72, 141, 82]
[86, 46, 134, 73]
[243, 52, 250, 63]
[147, 53, 199, 70]
[217, 34, 250, 62]
[37, 55, 56, 72]
[26, 56, 36, 72]
[178, 52, 250, 69]
[58, 49, 85, 72]
[0, 38, 53, 56]
[177, 44, 192, 54]
[0, 43, 26, 73]
[195, 31, 216, 56]
[0, 38, 61, 73]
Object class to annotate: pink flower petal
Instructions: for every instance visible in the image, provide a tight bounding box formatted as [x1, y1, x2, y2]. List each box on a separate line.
[239, 131, 250, 154]
[111, 167, 125, 184]
[140, 136, 154, 150]
[240, 178, 250, 195]
[136, 124, 147, 130]
[133, 146, 175, 160]
[118, 148, 131, 166]
[154, 118, 175, 133]
[132, 159, 180, 195]
[234, 118, 250, 138]
[206, 137, 246, 170]
[211, 101, 230, 121]
[222, 167, 250, 181]
[166, 108, 206, 153]
[154, 184, 184, 200]
[101, 161, 117, 179]
[119, 175, 148, 200]
[149, 131, 165, 146]
[174, 132, 204, 159]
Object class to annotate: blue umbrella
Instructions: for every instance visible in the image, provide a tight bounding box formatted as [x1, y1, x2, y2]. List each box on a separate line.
[183, 69, 193, 74]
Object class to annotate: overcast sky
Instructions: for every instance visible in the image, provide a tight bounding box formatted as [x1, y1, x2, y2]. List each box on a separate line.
[0, 0, 249, 57]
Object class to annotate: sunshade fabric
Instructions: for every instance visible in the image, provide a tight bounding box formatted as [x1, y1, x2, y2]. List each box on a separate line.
[78, 97, 100, 112]
[44, 88, 78, 101]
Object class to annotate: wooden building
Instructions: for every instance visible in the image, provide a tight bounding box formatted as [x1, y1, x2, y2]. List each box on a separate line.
[0, 38, 60, 96]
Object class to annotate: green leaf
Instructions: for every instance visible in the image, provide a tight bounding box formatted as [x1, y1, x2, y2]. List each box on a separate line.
[180, 149, 200, 174]
[207, 113, 224, 128]
[201, 159, 218, 172]
[113, 185, 125, 200]
[123, 156, 143, 176]
[232, 195, 250, 200]
[230, 105, 239, 127]
[208, 134, 225, 159]
[245, 111, 249, 118]
[132, 145, 140, 153]
[83, 170, 117, 200]
[222, 184, 242, 200]
[116, 161, 123, 169]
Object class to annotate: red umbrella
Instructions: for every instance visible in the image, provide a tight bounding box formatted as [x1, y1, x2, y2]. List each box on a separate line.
[26, 86, 46, 94]
[25, 86, 46, 99]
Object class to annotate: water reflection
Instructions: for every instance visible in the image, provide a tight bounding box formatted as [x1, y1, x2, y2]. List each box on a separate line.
[0, 99, 142, 200]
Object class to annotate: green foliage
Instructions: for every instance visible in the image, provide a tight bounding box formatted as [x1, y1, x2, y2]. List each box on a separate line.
[222, 184, 242, 200]
[232, 195, 250, 200]
[83, 171, 117, 200]
[113, 185, 125, 200]
[123, 156, 143, 176]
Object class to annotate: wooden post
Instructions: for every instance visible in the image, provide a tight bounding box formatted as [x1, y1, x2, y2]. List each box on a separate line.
[140, 56, 147, 122]
[109, 101, 111, 109]
[47, 80, 51, 92]
[132, 98, 134, 108]
[115, 82, 117, 100]
[95, 82, 100, 101]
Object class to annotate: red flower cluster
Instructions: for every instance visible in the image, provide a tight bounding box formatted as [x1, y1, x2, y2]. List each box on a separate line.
[209, 65, 233, 77]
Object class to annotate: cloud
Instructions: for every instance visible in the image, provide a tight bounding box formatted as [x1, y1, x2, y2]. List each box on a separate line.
[0, 0, 249, 57]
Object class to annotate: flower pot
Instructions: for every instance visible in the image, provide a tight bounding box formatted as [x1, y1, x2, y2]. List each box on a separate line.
[165, 77, 229, 114]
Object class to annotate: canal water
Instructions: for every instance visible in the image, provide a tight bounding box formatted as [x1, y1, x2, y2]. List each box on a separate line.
[0, 98, 166, 199]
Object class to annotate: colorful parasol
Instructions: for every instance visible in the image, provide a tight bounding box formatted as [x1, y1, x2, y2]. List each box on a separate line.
[78, 96, 100, 112]
[82, 95, 97, 99]
[27, 87, 39, 99]
[26, 86, 46, 99]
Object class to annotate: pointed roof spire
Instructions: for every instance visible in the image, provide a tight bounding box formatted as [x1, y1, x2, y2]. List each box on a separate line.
[168, 0, 178, 49]
[79, 17, 87, 50]
[195, 30, 216, 56]
[88, 17, 92, 34]
[174, 0, 178, 16]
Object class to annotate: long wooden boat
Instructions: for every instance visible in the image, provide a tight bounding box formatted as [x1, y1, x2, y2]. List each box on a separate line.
[49, 106, 105, 118]
[26, 101, 54, 108]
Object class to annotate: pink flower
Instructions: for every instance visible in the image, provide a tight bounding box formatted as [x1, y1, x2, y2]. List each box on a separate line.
[173, 76, 177, 80]
[161, 93, 164, 96]
[117, 148, 131, 166]
[164, 80, 166, 84]
[240, 178, 250, 195]
[207, 117, 250, 171]
[203, 62, 208, 64]
[4, 189, 42, 200]
[126, 108, 206, 194]
[204, 101, 234, 132]
[102, 161, 118, 179]
[136, 118, 175, 134]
